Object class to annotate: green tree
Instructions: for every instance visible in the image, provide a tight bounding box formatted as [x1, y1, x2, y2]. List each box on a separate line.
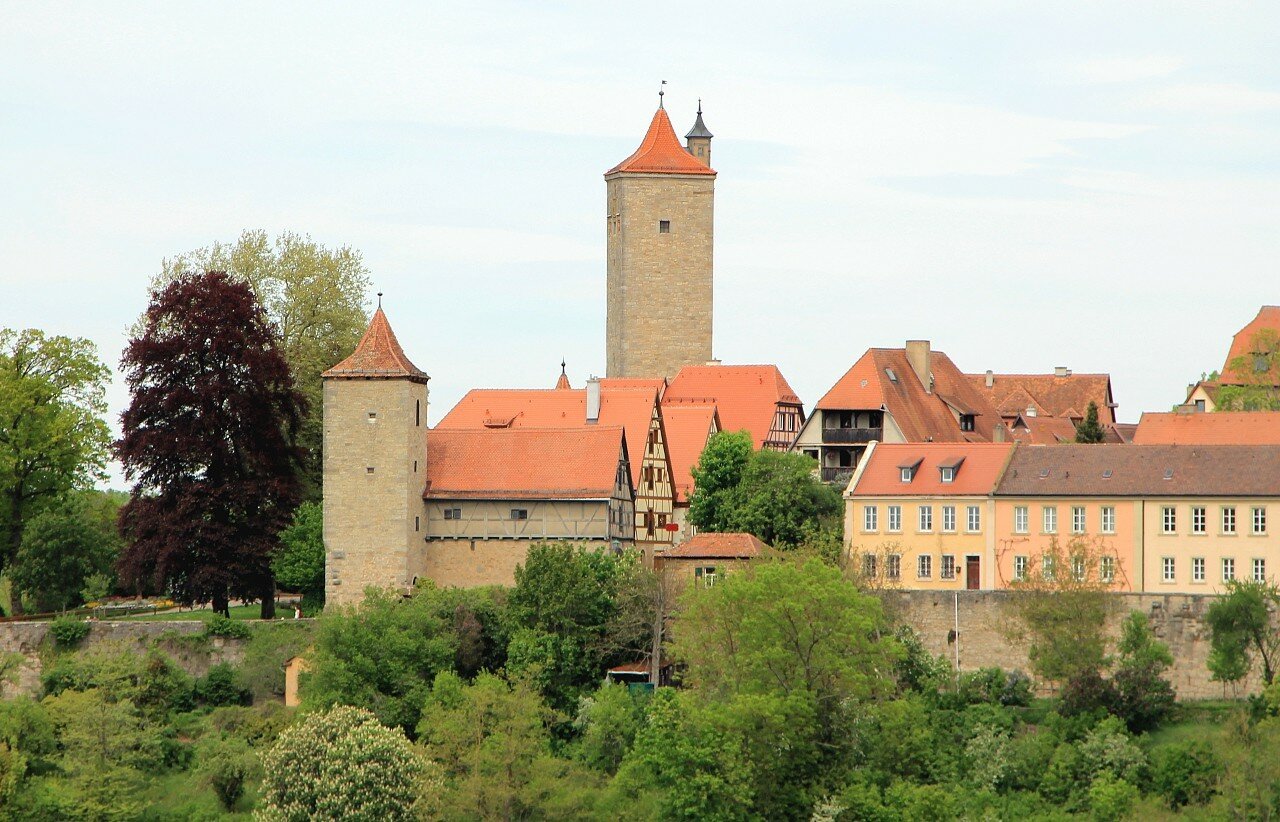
[1111, 611, 1175, 732]
[257, 705, 423, 822]
[272, 501, 324, 608]
[10, 499, 116, 612]
[158, 230, 371, 497]
[688, 430, 753, 532]
[574, 682, 647, 774]
[1206, 579, 1280, 686]
[197, 734, 258, 811]
[0, 329, 111, 606]
[1074, 400, 1106, 443]
[1216, 327, 1280, 411]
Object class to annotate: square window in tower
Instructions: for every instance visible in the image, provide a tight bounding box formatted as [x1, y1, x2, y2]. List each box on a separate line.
[658, 220, 670, 233]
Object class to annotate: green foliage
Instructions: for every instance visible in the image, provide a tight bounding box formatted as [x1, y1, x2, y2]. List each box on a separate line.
[195, 663, 251, 707]
[954, 667, 1034, 707]
[1215, 327, 1280, 411]
[1074, 400, 1106, 443]
[0, 328, 112, 590]
[688, 431, 841, 546]
[1152, 740, 1221, 808]
[12, 496, 118, 613]
[197, 734, 258, 811]
[257, 704, 422, 822]
[894, 625, 953, 695]
[1088, 772, 1139, 821]
[1206, 579, 1280, 685]
[1112, 611, 1176, 732]
[204, 613, 253, 639]
[303, 586, 457, 735]
[273, 501, 325, 606]
[49, 615, 90, 647]
[574, 682, 647, 774]
[238, 619, 317, 702]
[158, 229, 372, 498]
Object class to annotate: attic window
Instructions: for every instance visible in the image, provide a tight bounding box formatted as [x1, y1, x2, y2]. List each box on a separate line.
[1164, 468, 1174, 480]
[940, 467, 955, 483]
[959, 414, 975, 432]
[1038, 468, 1050, 479]
[939, 457, 965, 483]
[885, 367, 898, 383]
[898, 458, 923, 483]
[659, 220, 671, 234]
[1102, 469, 1113, 479]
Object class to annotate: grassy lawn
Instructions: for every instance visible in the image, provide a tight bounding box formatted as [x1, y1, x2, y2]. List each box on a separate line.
[116, 604, 268, 621]
[1145, 699, 1241, 748]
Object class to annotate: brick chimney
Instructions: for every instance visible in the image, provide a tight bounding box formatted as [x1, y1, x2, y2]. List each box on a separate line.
[905, 340, 932, 394]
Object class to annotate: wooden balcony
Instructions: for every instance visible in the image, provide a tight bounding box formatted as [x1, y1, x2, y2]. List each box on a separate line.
[821, 427, 882, 444]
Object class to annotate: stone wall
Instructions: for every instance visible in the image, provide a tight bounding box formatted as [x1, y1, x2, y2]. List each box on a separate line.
[0, 620, 257, 699]
[888, 590, 1260, 700]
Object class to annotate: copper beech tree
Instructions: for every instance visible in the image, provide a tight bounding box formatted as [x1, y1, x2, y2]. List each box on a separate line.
[117, 270, 305, 618]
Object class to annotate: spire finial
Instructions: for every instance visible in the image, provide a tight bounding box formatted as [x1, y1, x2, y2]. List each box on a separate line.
[697, 97, 702, 114]
[376, 291, 383, 309]
[560, 358, 566, 375]
[659, 80, 666, 108]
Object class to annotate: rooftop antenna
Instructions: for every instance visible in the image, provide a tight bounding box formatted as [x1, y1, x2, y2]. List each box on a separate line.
[659, 80, 666, 108]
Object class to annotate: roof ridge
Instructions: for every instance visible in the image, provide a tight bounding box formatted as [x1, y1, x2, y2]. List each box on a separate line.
[322, 307, 428, 382]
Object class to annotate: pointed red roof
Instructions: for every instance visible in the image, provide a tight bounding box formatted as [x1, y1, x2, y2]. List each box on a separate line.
[555, 371, 571, 390]
[606, 107, 716, 176]
[664, 364, 801, 450]
[1222, 306, 1280, 384]
[322, 308, 428, 383]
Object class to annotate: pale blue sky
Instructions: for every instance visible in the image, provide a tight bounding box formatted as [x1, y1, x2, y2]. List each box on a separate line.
[3, 2, 1278, 486]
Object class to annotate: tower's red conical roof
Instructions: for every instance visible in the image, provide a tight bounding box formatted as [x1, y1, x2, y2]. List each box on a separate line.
[606, 107, 716, 176]
[322, 307, 429, 382]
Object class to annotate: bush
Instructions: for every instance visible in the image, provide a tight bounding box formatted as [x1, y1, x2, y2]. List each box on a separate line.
[1088, 773, 1139, 821]
[258, 705, 423, 821]
[195, 664, 251, 707]
[49, 617, 90, 648]
[204, 615, 252, 640]
[198, 735, 257, 811]
[1152, 740, 1221, 808]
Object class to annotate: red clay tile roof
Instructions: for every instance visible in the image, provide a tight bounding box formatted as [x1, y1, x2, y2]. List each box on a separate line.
[600, 377, 668, 393]
[661, 404, 720, 503]
[606, 107, 716, 177]
[423, 427, 628, 500]
[996, 444, 1280, 497]
[1134, 411, 1280, 445]
[664, 364, 801, 450]
[436, 386, 662, 489]
[967, 373, 1115, 424]
[322, 308, 428, 382]
[848, 442, 1015, 497]
[664, 532, 768, 558]
[817, 349, 1001, 443]
[1221, 306, 1280, 384]
[1008, 415, 1079, 445]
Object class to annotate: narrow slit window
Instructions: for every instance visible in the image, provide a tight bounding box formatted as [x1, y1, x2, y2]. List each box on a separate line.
[658, 220, 671, 233]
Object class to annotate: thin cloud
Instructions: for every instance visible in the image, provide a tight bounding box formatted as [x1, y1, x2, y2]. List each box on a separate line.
[1144, 83, 1280, 113]
[1055, 55, 1183, 85]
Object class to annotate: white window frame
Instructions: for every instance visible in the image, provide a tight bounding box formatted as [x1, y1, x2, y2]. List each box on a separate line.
[1014, 555, 1028, 581]
[1162, 556, 1175, 583]
[888, 505, 902, 533]
[1223, 506, 1237, 535]
[1100, 555, 1115, 584]
[1071, 506, 1086, 535]
[1255, 558, 1267, 583]
[1254, 506, 1268, 535]
[1042, 506, 1057, 535]
[1072, 557, 1086, 582]
[940, 466, 955, 483]
[1192, 506, 1206, 535]
[918, 505, 933, 533]
[1223, 557, 1235, 582]
[862, 554, 877, 579]
[863, 505, 878, 532]
[1043, 556, 1055, 581]
[900, 467, 913, 483]
[887, 554, 902, 581]
[941, 555, 957, 580]
[918, 554, 932, 579]
[1192, 557, 1205, 582]
[1101, 506, 1116, 535]
[942, 505, 956, 533]
[1162, 506, 1176, 534]
[1014, 506, 1028, 534]
[966, 505, 981, 533]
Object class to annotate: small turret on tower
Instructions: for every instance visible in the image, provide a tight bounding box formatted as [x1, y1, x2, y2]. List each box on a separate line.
[685, 99, 713, 167]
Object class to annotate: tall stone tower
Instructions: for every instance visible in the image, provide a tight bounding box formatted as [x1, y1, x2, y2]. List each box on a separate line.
[605, 96, 716, 379]
[321, 303, 429, 606]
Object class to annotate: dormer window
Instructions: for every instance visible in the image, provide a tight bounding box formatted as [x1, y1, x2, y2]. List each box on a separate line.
[938, 457, 964, 483]
[940, 467, 955, 483]
[959, 414, 975, 432]
[900, 467, 913, 482]
[898, 458, 923, 483]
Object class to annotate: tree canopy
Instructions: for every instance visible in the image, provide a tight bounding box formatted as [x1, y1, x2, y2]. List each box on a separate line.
[1075, 400, 1106, 443]
[1206, 580, 1280, 686]
[117, 270, 305, 617]
[155, 230, 371, 497]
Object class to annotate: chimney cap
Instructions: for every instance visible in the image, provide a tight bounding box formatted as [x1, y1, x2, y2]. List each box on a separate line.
[1054, 366, 1071, 377]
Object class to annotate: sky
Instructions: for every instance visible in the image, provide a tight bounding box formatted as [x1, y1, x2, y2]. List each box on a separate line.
[3, 2, 1279, 488]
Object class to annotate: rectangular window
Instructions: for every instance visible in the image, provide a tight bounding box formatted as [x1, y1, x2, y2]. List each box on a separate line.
[1072, 557, 1086, 582]
[863, 505, 878, 532]
[1162, 506, 1177, 534]
[1162, 556, 1175, 582]
[941, 555, 957, 580]
[1193, 557, 1205, 582]
[1223, 557, 1235, 582]
[1192, 506, 1206, 534]
[940, 466, 955, 483]
[1100, 555, 1115, 584]
[695, 566, 716, 587]
[443, 507, 462, 520]
[967, 505, 981, 532]
[918, 505, 933, 533]
[900, 467, 913, 483]
[1101, 506, 1116, 534]
[1224, 507, 1237, 534]
[862, 554, 878, 579]
[918, 555, 932, 579]
[1255, 558, 1267, 582]
[510, 508, 528, 520]
[658, 220, 671, 233]
[414, 516, 420, 533]
[942, 505, 956, 533]
[1042, 556, 1055, 581]
[1014, 555, 1028, 581]
[1014, 506, 1028, 534]
[887, 554, 901, 581]
[1072, 506, 1086, 535]
[1254, 507, 1268, 534]
[1043, 506, 1057, 534]
[888, 505, 902, 532]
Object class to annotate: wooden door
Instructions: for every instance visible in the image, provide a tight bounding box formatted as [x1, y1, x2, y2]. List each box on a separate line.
[965, 556, 980, 590]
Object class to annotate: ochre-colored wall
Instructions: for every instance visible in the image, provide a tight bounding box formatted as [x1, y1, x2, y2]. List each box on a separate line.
[1141, 498, 1280, 594]
[992, 498, 1141, 591]
[845, 497, 994, 590]
[606, 173, 714, 379]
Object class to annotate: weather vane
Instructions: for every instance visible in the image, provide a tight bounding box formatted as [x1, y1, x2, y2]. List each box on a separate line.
[376, 291, 383, 308]
[659, 79, 666, 108]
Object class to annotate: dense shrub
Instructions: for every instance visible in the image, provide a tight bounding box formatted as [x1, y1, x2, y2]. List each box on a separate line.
[198, 735, 258, 811]
[49, 617, 90, 648]
[204, 614, 252, 640]
[195, 663, 251, 707]
[1152, 740, 1221, 808]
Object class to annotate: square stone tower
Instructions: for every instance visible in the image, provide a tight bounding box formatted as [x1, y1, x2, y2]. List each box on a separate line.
[605, 98, 716, 379]
[321, 302, 429, 606]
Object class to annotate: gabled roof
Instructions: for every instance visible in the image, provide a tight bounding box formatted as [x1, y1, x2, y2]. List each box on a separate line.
[847, 442, 1015, 497]
[1134, 411, 1280, 445]
[664, 364, 801, 449]
[967, 373, 1115, 424]
[606, 107, 716, 177]
[661, 404, 721, 503]
[322, 307, 428, 383]
[1008, 415, 1079, 445]
[816, 348, 1000, 443]
[601, 377, 668, 393]
[437, 385, 663, 489]
[1221, 306, 1280, 385]
[423, 427, 628, 500]
[664, 532, 767, 559]
[996, 444, 1280, 497]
